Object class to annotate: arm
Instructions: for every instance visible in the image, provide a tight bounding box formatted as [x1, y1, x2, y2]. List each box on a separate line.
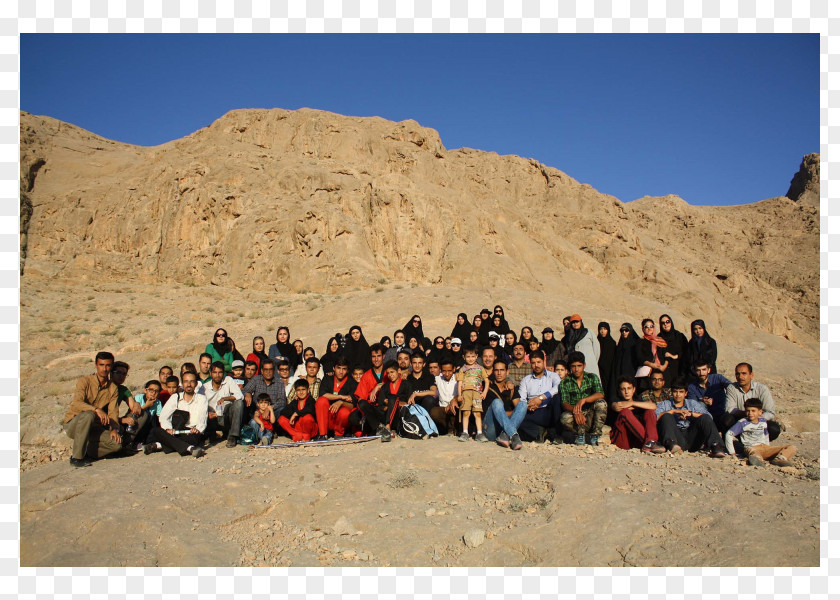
[724, 428, 737, 455]
[759, 385, 776, 421]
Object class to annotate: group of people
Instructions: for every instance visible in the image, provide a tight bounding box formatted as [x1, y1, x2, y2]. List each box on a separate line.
[61, 307, 796, 470]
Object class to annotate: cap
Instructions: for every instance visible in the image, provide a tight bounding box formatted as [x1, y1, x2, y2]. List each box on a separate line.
[570, 314, 582, 322]
[450, 338, 462, 345]
[541, 327, 554, 334]
[480, 308, 491, 314]
[231, 359, 245, 368]
[489, 333, 500, 339]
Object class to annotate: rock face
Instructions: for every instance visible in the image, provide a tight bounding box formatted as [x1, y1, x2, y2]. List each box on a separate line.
[19, 108, 818, 342]
[786, 153, 820, 206]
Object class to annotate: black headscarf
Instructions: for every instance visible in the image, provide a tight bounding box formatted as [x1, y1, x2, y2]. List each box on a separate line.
[597, 322, 617, 400]
[563, 320, 589, 354]
[688, 319, 718, 373]
[250, 336, 270, 366]
[658, 314, 689, 379]
[493, 305, 510, 332]
[343, 325, 371, 370]
[402, 315, 425, 343]
[426, 336, 447, 365]
[613, 322, 641, 380]
[321, 336, 342, 376]
[540, 330, 560, 357]
[450, 313, 472, 343]
[269, 327, 297, 368]
[211, 328, 231, 356]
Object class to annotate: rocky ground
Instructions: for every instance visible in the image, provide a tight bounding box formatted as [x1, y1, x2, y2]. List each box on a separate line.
[19, 276, 820, 566]
[20, 429, 819, 567]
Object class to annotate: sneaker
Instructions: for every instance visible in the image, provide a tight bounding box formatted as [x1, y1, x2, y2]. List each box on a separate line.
[771, 456, 792, 467]
[574, 435, 586, 445]
[748, 454, 766, 467]
[143, 443, 160, 455]
[458, 431, 471, 442]
[191, 447, 206, 458]
[669, 444, 683, 454]
[226, 437, 238, 448]
[709, 444, 726, 458]
[589, 435, 600, 446]
[313, 435, 329, 442]
[475, 433, 489, 443]
[135, 442, 145, 452]
[376, 425, 391, 443]
[496, 432, 511, 448]
[510, 433, 523, 451]
[642, 441, 667, 454]
[69, 457, 91, 468]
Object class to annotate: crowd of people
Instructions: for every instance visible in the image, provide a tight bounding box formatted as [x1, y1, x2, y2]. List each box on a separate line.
[61, 306, 795, 469]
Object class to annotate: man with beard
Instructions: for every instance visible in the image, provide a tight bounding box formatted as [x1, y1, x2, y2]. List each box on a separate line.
[144, 371, 207, 458]
[721, 363, 781, 441]
[242, 359, 286, 428]
[517, 350, 563, 443]
[484, 360, 526, 450]
[201, 361, 245, 446]
[507, 342, 530, 388]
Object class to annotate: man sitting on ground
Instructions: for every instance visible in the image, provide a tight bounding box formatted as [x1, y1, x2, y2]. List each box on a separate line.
[558, 351, 608, 446]
[242, 359, 286, 425]
[201, 361, 245, 447]
[721, 363, 781, 441]
[63, 352, 123, 467]
[144, 371, 207, 458]
[197, 353, 213, 385]
[507, 342, 530, 388]
[517, 350, 564, 443]
[655, 376, 726, 457]
[688, 361, 732, 431]
[314, 358, 357, 440]
[484, 360, 526, 450]
[405, 352, 443, 432]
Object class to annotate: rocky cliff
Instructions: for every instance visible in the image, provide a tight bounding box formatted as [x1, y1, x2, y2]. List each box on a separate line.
[19, 108, 819, 343]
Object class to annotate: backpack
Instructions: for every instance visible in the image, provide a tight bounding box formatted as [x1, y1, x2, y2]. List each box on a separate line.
[398, 405, 439, 440]
[239, 425, 258, 445]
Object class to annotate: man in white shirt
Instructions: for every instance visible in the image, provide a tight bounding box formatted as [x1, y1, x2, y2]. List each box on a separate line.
[721, 362, 781, 440]
[200, 361, 245, 447]
[144, 371, 208, 457]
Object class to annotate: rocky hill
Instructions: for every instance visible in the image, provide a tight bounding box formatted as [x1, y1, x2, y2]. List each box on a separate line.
[20, 108, 818, 344]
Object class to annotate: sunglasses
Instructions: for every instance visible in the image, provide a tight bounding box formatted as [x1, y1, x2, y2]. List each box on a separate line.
[216, 333, 226, 338]
[620, 329, 629, 333]
[660, 320, 671, 324]
[643, 325, 654, 329]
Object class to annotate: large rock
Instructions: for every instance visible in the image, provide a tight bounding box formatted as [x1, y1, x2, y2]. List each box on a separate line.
[786, 153, 820, 206]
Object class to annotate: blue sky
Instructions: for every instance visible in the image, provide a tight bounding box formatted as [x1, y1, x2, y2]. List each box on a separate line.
[21, 34, 817, 206]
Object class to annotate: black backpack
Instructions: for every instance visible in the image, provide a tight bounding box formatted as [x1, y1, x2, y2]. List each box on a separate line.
[398, 405, 439, 440]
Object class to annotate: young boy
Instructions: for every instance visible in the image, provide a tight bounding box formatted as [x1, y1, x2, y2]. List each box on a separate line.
[725, 398, 796, 467]
[230, 360, 246, 388]
[553, 360, 568, 380]
[249, 393, 276, 446]
[351, 366, 365, 383]
[277, 380, 318, 442]
[132, 380, 163, 449]
[456, 344, 489, 442]
[158, 366, 174, 404]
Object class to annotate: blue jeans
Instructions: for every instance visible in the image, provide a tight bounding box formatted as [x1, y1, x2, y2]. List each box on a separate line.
[483, 398, 528, 441]
[249, 419, 274, 444]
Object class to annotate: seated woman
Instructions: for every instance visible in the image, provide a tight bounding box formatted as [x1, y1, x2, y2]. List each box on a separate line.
[292, 346, 325, 380]
[246, 336, 269, 370]
[205, 328, 234, 373]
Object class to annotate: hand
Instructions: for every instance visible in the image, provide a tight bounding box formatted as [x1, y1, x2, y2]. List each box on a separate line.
[574, 411, 586, 426]
[702, 397, 713, 406]
[527, 397, 541, 411]
[190, 427, 199, 434]
[166, 429, 174, 435]
[245, 396, 252, 407]
[407, 394, 416, 405]
[329, 402, 341, 414]
[290, 414, 297, 426]
[680, 409, 691, 419]
[123, 416, 136, 427]
[208, 410, 217, 418]
[109, 429, 121, 444]
[129, 401, 142, 416]
[94, 408, 109, 426]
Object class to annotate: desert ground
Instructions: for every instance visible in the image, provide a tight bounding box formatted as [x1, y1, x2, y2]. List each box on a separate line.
[19, 276, 820, 567]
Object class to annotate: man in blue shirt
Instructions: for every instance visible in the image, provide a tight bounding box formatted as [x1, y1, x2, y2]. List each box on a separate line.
[515, 350, 563, 442]
[687, 360, 732, 431]
[656, 376, 726, 457]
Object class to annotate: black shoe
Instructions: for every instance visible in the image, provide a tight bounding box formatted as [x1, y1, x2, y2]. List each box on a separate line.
[69, 457, 91, 468]
[314, 435, 329, 442]
[709, 443, 726, 458]
[191, 447, 206, 458]
[143, 443, 160, 455]
[226, 437, 238, 448]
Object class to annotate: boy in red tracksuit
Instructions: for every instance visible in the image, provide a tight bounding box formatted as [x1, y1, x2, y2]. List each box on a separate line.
[277, 379, 318, 442]
[357, 360, 407, 442]
[314, 358, 358, 440]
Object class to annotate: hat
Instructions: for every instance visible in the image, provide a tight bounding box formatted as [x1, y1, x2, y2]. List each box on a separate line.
[489, 333, 500, 340]
[570, 314, 583, 322]
[480, 308, 491, 314]
[231, 359, 245, 368]
[541, 327, 554, 334]
[450, 338, 462, 345]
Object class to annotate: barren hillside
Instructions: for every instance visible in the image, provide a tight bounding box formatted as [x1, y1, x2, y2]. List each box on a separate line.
[20, 109, 818, 345]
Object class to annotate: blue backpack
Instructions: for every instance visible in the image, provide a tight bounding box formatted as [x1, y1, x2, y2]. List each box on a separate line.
[398, 405, 439, 439]
[239, 425, 258, 445]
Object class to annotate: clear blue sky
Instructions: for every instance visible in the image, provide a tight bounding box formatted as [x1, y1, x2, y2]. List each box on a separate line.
[21, 34, 817, 206]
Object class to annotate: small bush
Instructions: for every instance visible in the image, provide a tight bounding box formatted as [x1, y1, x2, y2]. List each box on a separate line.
[389, 470, 420, 489]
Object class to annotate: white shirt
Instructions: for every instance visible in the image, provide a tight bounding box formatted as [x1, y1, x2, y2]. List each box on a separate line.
[159, 392, 208, 433]
[434, 375, 459, 408]
[199, 376, 244, 414]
